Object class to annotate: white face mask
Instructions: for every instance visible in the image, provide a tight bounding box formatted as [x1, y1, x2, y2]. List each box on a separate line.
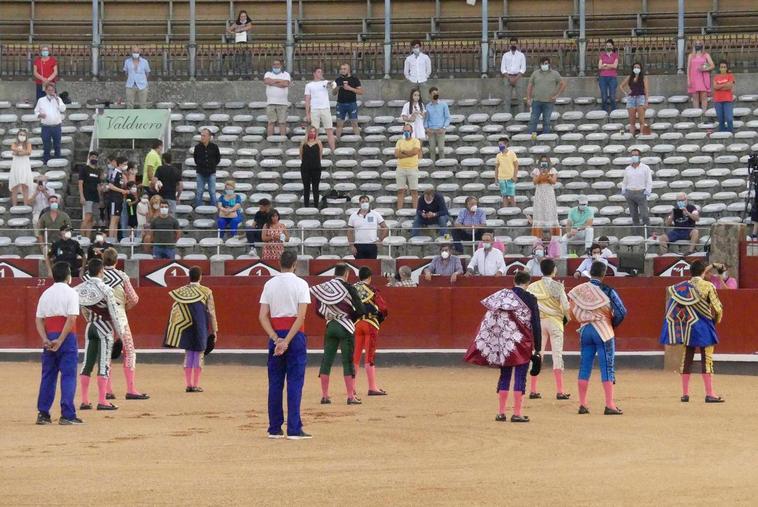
[535, 249, 544, 258]
[360, 202, 370, 211]
[440, 250, 450, 259]
[541, 64, 549, 71]
[722, 271, 729, 280]
[62, 231, 72, 240]
[279, 233, 286, 242]
[159, 207, 169, 216]
[132, 52, 140, 59]
[50, 202, 59, 210]
[18, 135, 27, 142]
[633, 67, 641, 75]
[152, 203, 160, 210]
[578, 205, 586, 211]
[469, 205, 478, 213]
[95, 235, 104, 243]
[141, 197, 149, 204]
[592, 253, 601, 260]
[482, 242, 492, 250]
[413, 47, 420, 55]
[631, 155, 641, 164]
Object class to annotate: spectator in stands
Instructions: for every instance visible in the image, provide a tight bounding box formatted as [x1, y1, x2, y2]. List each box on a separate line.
[304, 66, 336, 152]
[10, 129, 33, 207]
[423, 243, 463, 283]
[465, 232, 506, 277]
[531, 155, 560, 237]
[395, 123, 422, 210]
[495, 136, 519, 208]
[154, 152, 182, 215]
[452, 196, 486, 254]
[707, 263, 737, 289]
[389, 266, 418, 288]
[262, 209, 289, 260]
[37, 194, 71, 245]
[525, 242, 546, 277]
[150, 200, 180, 259]
[28, 175, 52, 235]
[597, 236, 614, 258]
[141, 194, 163, 252]
[123, 47, 150, 108]
[106, 156, 129, 240]
[713, 60, 735, 133]
[500, 37, 527, 114]
[226, 10, 253, 74]
[300, 126, 323, 208]
[193, 129, 221, 208]
[246, 198, 271, 247]
[619, 62, 650, 136]
[404, 40, 432, 89]
[34, 83, 65, 165]
[621, 148, 652, 228]
[563, 195, 594, 255]
[348, 196, 388, 260]
[412, 188, 449, 237]
[424, 87, 450, 163]
[46, 225, 84, 278]
[401, 88, 426, 141]
[333, 63, 363, 140]
[264, 59, 291, 137]
[120, 161, 138, 234]
[125, 160, 138, 185]
[78, 150, 101, 239]
[125, 182, 139, 237]
[574, 243, 608, 279]
[526, 57, 565, 137]
[142, 139, 163, 191]
[658, 192, 700, 255]
[32, 44, 58, 101]
[598, 39, 619, 114]
[217, 180, 243, 240]
[687, 39, 714, 109]
[87, 228, 113, 260]
[136, 193, 149, 238]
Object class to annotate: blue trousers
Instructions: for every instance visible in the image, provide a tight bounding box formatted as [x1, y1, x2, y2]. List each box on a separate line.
[152, 246, 176, 259]
[497, 363, 529, 393]
[528, 101, 555, 134]
[411, 214, 449, 237]
[268, 331, 307, 435]
[37, 332, 78, 419]
[195, 173, 217, 207]
[41, 124, 62, 164]
[217, 216, 242, 239]
[578, 325, 615, 382]
[598, 76, 617, 113]
[714, 101, 734, 132]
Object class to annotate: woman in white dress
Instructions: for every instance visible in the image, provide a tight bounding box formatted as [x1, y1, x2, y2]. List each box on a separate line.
[10, 129, 34, 207]
[530, 154, 560, 238]
[401, 87, 426, 141]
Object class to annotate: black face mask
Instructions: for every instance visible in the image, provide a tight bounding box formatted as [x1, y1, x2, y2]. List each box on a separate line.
[432, 94, 439, 100]
[89, 159, 98, 166]
[695, 45, 703, 51]
[510, 45, 517, 51]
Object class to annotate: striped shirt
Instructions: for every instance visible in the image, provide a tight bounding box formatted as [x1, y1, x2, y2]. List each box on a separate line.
[311, 279, 358, 334]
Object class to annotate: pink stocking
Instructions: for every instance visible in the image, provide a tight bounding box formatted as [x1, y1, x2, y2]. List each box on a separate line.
[192, 367, 202, 388]
[80, 375, 91, 405]
[344, 376, 356, 400]
[184, 367, 192, 388]
[513, 391, 524, 416]
[553, 369, 564, 394]
[702, 373, 715, 397]
[530, 376, 538, 394]
[681, 373, 691, 396]
[96, 376, 108, 405]
[498, 390, 509, 414]
[124, 367, 138, 395]
[106, 376, 114, 395]
[578, 379, 589, 407]
[320, 374, 330, 398]
[602, 381, 616, 409]
[366, 365, 379, 392]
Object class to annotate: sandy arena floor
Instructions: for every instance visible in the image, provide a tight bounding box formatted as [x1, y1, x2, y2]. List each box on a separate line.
[1, 362, 756, 506]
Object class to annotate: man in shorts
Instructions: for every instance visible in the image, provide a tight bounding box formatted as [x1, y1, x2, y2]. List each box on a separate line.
[263, 59, 291, 138]
[78, 151, 101, 240]
[304, 66, 335, 152]
[394, 123, 421, 211]
[333, 63, 363, 140]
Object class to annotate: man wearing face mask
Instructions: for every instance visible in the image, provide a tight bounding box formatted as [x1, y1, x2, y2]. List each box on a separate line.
[394, 123, 422, 210]
[563, 196, 595, 256]
[37, 194, 71, 247]
[32, 45, 58, 101]
[452, 196, 487, 254]
[154, 152, 182, 215]
[658, 193, 700, 255]
[423, 244, 463, 284]
[412, 188, 449, 238]
[34, 83, 66, 164]
[404, 40, 432, 89]
[574, 244, 608, 279]
[47, 225, 85, 279]
[123, 46, 150, 108]
[106, 156, 130, 241]
[333, 63, 363, 140]
[347, 196, 388, 260]
[526, 57, 565, 137]
[495, 136, 519, 208]
[621, 148, 653, 230]
[500, 37, 526, 114]
[465, 232, 506, 277]
[424, 86, 451, 163]
[87, 227, 113, 261]
[304, 66, 336, 152]
[263, 59, 291, 138]
[525, 242, 547, 277]
[150, 202, 181, 259]
[79, 151, 102, 239]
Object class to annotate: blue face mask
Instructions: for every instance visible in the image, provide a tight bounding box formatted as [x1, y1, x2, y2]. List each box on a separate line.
[272, 67, 281, 74]
[225, 189, 234, 195]
[677, 200, 686, 209]
[403, 131, 412, 139]
[41, 50, 50, 57]
[498, 144, 507, 152]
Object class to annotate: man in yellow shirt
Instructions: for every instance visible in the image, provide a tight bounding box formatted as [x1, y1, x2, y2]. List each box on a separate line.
[495, 136, 519, 208]
[394, 123, 422, 210]
[141, 139, 163, 189]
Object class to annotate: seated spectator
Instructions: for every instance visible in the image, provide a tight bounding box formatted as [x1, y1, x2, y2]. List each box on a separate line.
[262, 209, 289, 260]
[246, 198, 271, 247]
[423, 243, 463, 283]
[597, 236, 614, 258]
[389, 266, 418, 287]
[465, 233, 506, 276]
[706, 262, 737, 289]
[475, 236, 506, 254]
[348, 196, 388, 260]
[452, 196, 486, 254]
[87, 227, 113, 260]
[574, 243, 608, 279]
[37, 194, 71, 246]
[47, 225, 84, 278]
[226, 10, 252, 43]
[658, 193, 700, 254]
[411, 188, 449, 237]
[525, 241, 547, 277]
[153, 152, 182, 215]
[150, 200, 180, 259]
[217, 180, 243, 239]
[562, 195, 594, 255]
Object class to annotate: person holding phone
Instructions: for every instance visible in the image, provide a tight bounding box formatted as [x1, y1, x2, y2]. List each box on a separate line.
[658, 192, 700, 255]
[333, 63, 362, 140]
[34, 83, 66, 164]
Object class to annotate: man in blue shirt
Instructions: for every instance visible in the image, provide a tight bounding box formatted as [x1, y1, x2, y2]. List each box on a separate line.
[411, 188, 449, 237]
[451, 196, 487, 254]
[123, 46, 150, 108]
[424, 86, 451, 163]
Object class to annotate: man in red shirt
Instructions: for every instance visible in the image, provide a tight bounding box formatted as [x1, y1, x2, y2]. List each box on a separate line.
[33, 45, 58, 101]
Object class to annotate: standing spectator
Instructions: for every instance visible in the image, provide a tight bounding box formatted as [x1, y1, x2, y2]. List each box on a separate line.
[424, 86, 450, 163]
[154, 152, 182, 215]
[526, 57, 565, 137]
[32, 45, 58, 101]
[598, 39, 619, 114]
[706, 263, 737, 290]
[621, 148, 653, 228]
[304, 66, 335, 152]
[150, 201, 180, 259]
[452, 196, 487, 254]
[394, 123, 422, 210]
[262, 209, 289, 260]
[500, 37, 527, 114]
[47, 225, 85, 278]
[28, 176, 52, 234]
[37, 196, 71, 246]
[619, 62, 650, 137]
[123, 47, 150, 108]
[389, 266, 418, 287]
[217, 180, 243, 239]
[423, 244, 463, 283]
[300, 126, 323, 208]
[141, 139, 163, 189]
[412, 188, 449, 237]
[141, 195, 164, 253]
[246, 198, 272, 247]
[124, 183, 140, 238]
[495, 136, 519, 208]
[563, 195, 595, 255]
[713, 60, 735, 133]
[263, 59, 291, 137]
[78, 150, 101, 239]
[348, 196, 388, 260]
[401, 88, 426, 141]
[136, 193, 149, 238]
[687, 38, 714, 109]
[333, 63, 363, 140]
[403, 40, 432, 90]
[34, 83, 65, 165]
[226, 10, 253, 74]
[465, 232, 506, 276]
[530, 155, 560, 237]
[193, 129, 221, 207]
[9, 129, 33, 207]
[106, 156, 129, 240]
[658, 193, 700, 255]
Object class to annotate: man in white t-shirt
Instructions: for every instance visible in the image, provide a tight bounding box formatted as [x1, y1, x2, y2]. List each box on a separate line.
[259, 250, 312, 440]
[348, 195, 388, 260]
[304, 66, 335, 151]
[263, 59, 291, 138]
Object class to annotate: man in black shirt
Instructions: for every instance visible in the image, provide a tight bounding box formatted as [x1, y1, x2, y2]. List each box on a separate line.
[411, 188, 450, 238]
[192, 128, 221, 208]
[47, 225, 85, 278]
[333, 63, 363, 140]
[78, 151, 101, 239]
[659, 192, 700, 254]
[245, 198, 271, 249]
[153, 152, 183, 215]
[87, 227, 113, 260]
[106, 156, 129, 240]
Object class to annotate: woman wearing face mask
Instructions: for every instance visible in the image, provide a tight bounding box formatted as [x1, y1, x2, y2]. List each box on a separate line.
[401, 87, 426, 141]
[217, 180, 243, 239]
[262, 209, 289, 260]
[33, 45, 58, 101]
[597, 39, 618, 114]
[525, 242, 547, 277]
[226, 10, 253, 74]
[687, 39, 714, 109]
[712, 60, 735, 133]
[706, 263, 737, 290]
[300, 126, 323, 208]
[9, 129, 34, 207]
[141, 195, 164, 253]
[530, 156, 560, 238]
[136, 193, 150, 239]
[619, 62, 650, 136]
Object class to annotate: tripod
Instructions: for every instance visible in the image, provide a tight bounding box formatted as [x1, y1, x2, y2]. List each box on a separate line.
[743, 153, 758, 232]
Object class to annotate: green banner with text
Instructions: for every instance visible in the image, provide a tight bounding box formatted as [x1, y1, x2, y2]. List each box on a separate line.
[95, 109, 170, 139]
